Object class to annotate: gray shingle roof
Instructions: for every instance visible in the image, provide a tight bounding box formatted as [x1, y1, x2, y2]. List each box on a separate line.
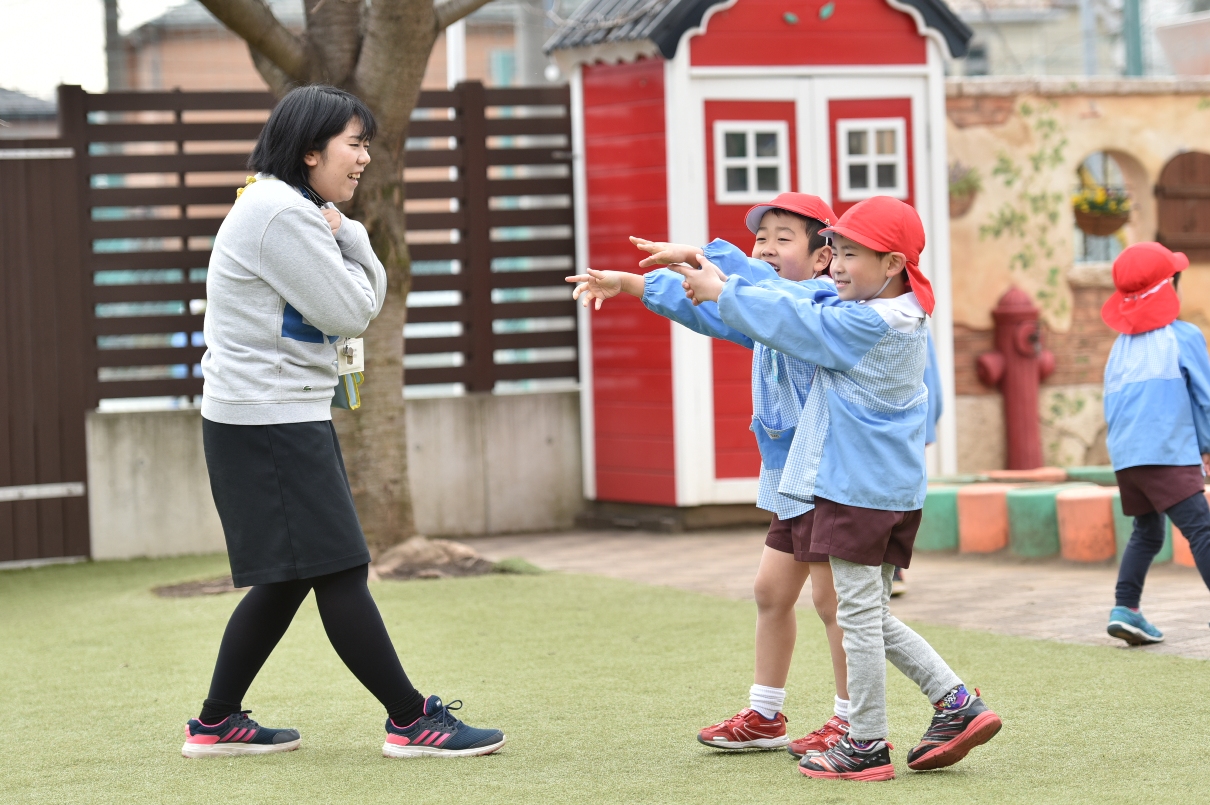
[0, 87, 56, 120]
[546, 0, 973, 58]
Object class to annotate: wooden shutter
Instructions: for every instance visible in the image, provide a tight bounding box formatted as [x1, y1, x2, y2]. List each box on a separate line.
[1156, 151, 1210, 263]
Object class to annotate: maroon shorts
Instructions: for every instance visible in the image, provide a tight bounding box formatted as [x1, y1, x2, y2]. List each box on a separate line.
[808, 497, 921, 568]
[764, 510, 829, 563]
[1115, 465, 1205, 516]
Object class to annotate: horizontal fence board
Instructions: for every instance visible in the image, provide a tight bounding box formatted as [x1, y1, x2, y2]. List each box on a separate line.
[410, 274, 469, 293]
[405, 335, 471, 354]
[485, 118, 569, 137]
[96, 347, 207, 367]
[94, 314, 205, 336]
[487, 207, 573, 228]
[87, 122, 266, 143]
[490, 238, 576, 259]
[404, 306, 471, 324]
[491, 300, 575, 319]
[415, 90, 460, 108]
[96, 378, 204, 398]
[493, 360, 579, 381]
[405, 366, 469, 385]
[406, 179, 463, 200]
[405, 148, 461, 168]
[92, 250, 211, 271]
[408, 119, 464, 138]
[486, 177, 572, 197]
[88, 152, 250, 174]
[408, 243, 466, 262]
[406, 210, 464, 230]
[86, 92, 275, 112]
[89, 185, 236, 206]
[491, 269, 573, 289]
[90, 217, 223, 239]
[92, 283, 205, 303]
[486, 147, 572, 167]
[484, 87, 571, 106]
[494, 330, 577, 350]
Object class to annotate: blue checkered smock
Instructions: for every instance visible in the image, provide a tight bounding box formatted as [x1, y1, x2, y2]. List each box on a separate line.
[718, 273, 930, 512]
[1104, 321, 1210, 470]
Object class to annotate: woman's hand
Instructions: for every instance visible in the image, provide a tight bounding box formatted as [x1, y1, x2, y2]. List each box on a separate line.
[322, 207, 342, 234]
[566, 268, 644, 310]
[667, 255, 728, 306]
[630, 236, 701, 270]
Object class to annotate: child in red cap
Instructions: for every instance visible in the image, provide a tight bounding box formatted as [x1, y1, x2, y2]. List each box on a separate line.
[676, 196, 1000, 781]
[568, 193, 858, 757]
[1101, 242, 1210, 645]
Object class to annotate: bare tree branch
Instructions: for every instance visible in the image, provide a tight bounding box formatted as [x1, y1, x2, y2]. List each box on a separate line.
[433, 0, 497, 29]
[306, 0, 363, 86]
[249, 46, 298, 95]
[198, 0, 310, 82]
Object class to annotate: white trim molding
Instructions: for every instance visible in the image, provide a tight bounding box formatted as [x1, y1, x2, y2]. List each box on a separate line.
[835, 117, 909, 202]
[712, 119, 791, 204]
[0, 148, 74, 160]
[569, 66, 597, 499]
[0, 481, 86, 503]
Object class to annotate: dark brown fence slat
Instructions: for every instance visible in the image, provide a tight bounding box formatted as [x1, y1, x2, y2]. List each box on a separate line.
[93, 283, 205, 303]
[404, 306, 471, 324]
[415, 90, 460, 107]
[94, 314, 205, 335]
[484, 87, 572, 106]
[410, 274, 469, 292]
[486, 147, 572, 166]
[86, 91, 275, 112]
[487, 177, 572, 197]
[90, 185, 236, 206]
[406, 179, 463, 199]
[485, 118, 569, 137]
[408, 243, 466, 261]
[492, 300, 575, 319]
[490, 269, 575, 289]
[490, 238, 576, 258]
[88, 152, 250, 174]
[92, 250, 211, 271]
[409, 119, 464, 138]
[488, 207, 573, 228]
[86, 122, 266, 143]
[405, 335, 471, 354]
[493, 360, 579, 381]
[404, 366, 470, 385]
[96, 347, 207, 367]
[90, 217, 223, 239]
[495, 330, 577, 350]
[406, 211, 465, 230]
[405, 148, 462, 168]
[97, 378, 204, 397]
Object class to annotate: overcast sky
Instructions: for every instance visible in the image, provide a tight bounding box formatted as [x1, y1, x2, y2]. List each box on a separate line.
[0, 0, 181, 99]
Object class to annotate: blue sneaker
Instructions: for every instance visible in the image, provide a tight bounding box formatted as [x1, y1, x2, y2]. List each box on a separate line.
[383, 695, 505, 758]
[1107, 606, 1164, 645]
[181, 710, 300, 758]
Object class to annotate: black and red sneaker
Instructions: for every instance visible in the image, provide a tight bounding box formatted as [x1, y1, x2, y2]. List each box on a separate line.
[697, 708, 789, 750]
[787, 715, 849, 758]
[906, 687, 1002, 771]
[181, 710, 300, 758]
[798, 735, 895, 781]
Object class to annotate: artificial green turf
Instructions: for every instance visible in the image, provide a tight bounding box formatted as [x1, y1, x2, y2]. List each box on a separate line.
[2, 555, 1208, 804]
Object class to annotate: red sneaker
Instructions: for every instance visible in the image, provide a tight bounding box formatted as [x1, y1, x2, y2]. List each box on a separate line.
[787, 715, 849, 758]
[697, 708, 789, 750]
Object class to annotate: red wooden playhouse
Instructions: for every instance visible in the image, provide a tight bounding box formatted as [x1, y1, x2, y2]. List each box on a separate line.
[547, 0, 972, 508]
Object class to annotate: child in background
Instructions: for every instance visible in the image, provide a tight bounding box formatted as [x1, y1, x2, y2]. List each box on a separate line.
[673, 196, 1000, 781]
[1101, 242, 1210, 644]
[567, 194, 854, 757]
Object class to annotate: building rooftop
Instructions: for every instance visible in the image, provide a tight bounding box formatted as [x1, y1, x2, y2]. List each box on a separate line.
[0, 87, 56, 121]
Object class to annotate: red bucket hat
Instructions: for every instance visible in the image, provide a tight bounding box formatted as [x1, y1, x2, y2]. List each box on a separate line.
[745, 193, 838, 234]
[820, 196, 933, 315]
[1101, 242, 1189, 335]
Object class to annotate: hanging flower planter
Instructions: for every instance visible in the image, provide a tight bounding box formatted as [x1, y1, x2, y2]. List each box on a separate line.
[949, 161, 981, 219]
[1072, 185, 1131, 236]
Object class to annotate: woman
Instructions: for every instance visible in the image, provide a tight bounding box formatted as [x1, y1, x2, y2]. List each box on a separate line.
[183, 85, 504, 759]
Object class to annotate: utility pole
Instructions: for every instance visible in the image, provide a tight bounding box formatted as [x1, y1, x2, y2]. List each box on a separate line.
[104, 0, 126, 90]
[1079, 0, 1098, 75]
[1122, 0, 1144, 76]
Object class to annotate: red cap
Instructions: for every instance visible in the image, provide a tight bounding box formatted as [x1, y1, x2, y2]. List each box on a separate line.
[745, 193, 838, 235]
[820, 196, 933, 316]
[1101, 242, 1189, 335]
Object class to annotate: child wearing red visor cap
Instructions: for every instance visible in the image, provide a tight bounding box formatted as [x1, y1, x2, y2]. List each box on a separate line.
[1101, 242, 1210, 646]
[677, 196, 1000, 781]
[568, 194, 858, 757]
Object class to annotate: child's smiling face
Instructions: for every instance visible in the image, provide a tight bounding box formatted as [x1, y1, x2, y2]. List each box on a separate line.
[750, 210, 831, 282]
[830, 234, 907, 301]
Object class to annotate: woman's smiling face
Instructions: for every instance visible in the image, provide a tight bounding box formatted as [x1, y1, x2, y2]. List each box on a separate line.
[304, 117, 371, 203]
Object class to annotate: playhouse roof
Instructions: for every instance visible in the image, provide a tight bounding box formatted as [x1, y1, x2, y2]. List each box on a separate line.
[545, 0, 973, 59]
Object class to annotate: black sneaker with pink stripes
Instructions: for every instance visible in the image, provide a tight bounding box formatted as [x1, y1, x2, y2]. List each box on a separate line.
[181, 710, 300, 758]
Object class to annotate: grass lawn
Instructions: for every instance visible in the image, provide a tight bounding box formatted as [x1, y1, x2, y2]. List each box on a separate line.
[2, 555, 1207, 805]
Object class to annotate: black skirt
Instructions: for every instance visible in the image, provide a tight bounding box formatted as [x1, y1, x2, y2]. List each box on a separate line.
[202, 418, 371, 587]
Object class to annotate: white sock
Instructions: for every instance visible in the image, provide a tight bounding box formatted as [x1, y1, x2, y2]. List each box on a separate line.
[748, 684, 785, 720]
[834, 696, 850, 721]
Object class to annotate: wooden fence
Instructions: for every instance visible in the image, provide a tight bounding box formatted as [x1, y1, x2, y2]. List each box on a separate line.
[0, 82, 578, 562]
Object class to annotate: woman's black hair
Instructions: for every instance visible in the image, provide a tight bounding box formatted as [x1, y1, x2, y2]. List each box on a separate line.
[248, 85, 377, 198]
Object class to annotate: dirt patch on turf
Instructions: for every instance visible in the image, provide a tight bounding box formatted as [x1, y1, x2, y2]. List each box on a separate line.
[153, 576, 238, 597]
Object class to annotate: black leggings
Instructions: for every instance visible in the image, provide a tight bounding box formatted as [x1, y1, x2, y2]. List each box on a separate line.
[1116, 491, 1210, 608]
[199, 564, 425, 726]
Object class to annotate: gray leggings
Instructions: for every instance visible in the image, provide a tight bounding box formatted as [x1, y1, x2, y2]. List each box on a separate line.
[830, 558, 962, 740]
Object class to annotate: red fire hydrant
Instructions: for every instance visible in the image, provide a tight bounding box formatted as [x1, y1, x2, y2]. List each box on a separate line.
[976, 287, 1056, 469]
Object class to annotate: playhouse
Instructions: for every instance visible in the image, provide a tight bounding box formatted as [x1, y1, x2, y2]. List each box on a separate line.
[548, 0, 972, 507]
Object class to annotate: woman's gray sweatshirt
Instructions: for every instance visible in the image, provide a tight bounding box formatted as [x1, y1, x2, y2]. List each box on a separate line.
[200, 175, 387, 425]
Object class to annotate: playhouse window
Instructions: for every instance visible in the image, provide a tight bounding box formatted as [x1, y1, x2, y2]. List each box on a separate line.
[836, 118, 907, 201]
[714, 121, 790, 204]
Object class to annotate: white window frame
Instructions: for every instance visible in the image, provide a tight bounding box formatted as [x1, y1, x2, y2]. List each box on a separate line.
[713, 120, 790, 205]
[836, 117, 908, 202]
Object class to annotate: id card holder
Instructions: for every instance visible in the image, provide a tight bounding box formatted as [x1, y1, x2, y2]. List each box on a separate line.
[336, 337, 364, 375]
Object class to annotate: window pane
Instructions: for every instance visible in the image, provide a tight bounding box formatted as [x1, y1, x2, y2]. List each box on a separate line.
[876, 129, 897, 155]
[755, 132, 778, 157]
[876, 163, 897, 188]
[848, 164, 868, 189]
[725, 132, 747, 158]
[756, 166, 779, 191]
[726, 167, 748, 192]
[847, 130, 867, 156]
